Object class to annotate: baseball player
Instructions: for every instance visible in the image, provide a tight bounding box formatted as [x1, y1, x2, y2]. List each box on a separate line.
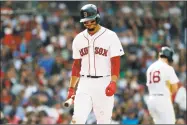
[146, 46, 179, 124]
[66, 4, 124, 124]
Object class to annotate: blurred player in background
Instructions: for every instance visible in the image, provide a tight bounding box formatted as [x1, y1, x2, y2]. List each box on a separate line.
[146, 46, 179, 124]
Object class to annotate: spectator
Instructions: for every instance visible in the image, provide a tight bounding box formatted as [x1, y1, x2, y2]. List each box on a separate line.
[121, 109, 139, 124]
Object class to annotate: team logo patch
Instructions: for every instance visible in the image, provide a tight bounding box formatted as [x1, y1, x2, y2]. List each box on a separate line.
[83, 12, 88, 17]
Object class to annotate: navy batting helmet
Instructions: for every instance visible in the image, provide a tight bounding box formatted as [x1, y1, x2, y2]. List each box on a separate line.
[159, 46, 174, 62]
[80, 4, 100, 24]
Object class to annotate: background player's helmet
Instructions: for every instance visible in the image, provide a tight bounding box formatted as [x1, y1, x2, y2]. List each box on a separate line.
[159, 46, 174, 62]
[80, 4, 100, 24]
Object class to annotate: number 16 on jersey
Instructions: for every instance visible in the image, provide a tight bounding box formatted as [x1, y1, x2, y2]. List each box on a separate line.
[149, 71, 160, 84]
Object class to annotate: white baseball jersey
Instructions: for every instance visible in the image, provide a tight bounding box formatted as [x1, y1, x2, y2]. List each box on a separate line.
[146, 59, 179, 97]
[71, 26, 124, 124]
[72, 26, 124, 76]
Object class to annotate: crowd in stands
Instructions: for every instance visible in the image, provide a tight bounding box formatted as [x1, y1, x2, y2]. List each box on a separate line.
[0, 1, 186, 124]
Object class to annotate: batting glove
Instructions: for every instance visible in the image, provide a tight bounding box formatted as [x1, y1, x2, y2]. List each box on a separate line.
[105, 81, 116, 96]
[67, 87, 75, 99]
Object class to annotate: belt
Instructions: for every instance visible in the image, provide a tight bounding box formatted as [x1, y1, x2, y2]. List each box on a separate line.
[151, 94, 164, 96]
[81, 75, 110, 78]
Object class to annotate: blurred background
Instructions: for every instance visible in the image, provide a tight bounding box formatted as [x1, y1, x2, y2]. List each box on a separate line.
[0, 1, 186, 124]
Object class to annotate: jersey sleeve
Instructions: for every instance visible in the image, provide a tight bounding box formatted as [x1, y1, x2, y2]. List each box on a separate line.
[72, 36, 81, 59]
[168, 67, 179, 84]
[109, 33, 124, 57]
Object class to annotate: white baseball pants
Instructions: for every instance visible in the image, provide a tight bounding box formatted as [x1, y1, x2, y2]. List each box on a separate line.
[71, 76, 114, 124]
[147, 95, 176, 124]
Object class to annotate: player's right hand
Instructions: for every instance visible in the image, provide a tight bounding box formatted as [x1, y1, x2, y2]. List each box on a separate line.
[67, 87, 75, 99]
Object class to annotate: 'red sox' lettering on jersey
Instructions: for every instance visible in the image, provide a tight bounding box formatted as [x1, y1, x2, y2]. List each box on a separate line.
[79, 47, 108, 57]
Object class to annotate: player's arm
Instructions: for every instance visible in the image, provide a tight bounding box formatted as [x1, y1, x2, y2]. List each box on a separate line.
[105, 33, 124, 96]
[166, 67, 180, 95]
[111, 56, 120, 82]
[67, 59, 81, 99]
[109, 33, 124, 82]
[105, 56, 120, 96]
[69, 59, 81, 87]
[170, 82, 179, 94]
[166, 80, 179, 103]
[166, 80, 179, 94]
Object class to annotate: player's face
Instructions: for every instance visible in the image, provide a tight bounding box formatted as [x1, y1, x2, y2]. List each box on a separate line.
[83, 20, 97, 31]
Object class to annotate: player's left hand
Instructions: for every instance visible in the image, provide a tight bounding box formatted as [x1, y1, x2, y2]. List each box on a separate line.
[105, 81, 116, 96]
